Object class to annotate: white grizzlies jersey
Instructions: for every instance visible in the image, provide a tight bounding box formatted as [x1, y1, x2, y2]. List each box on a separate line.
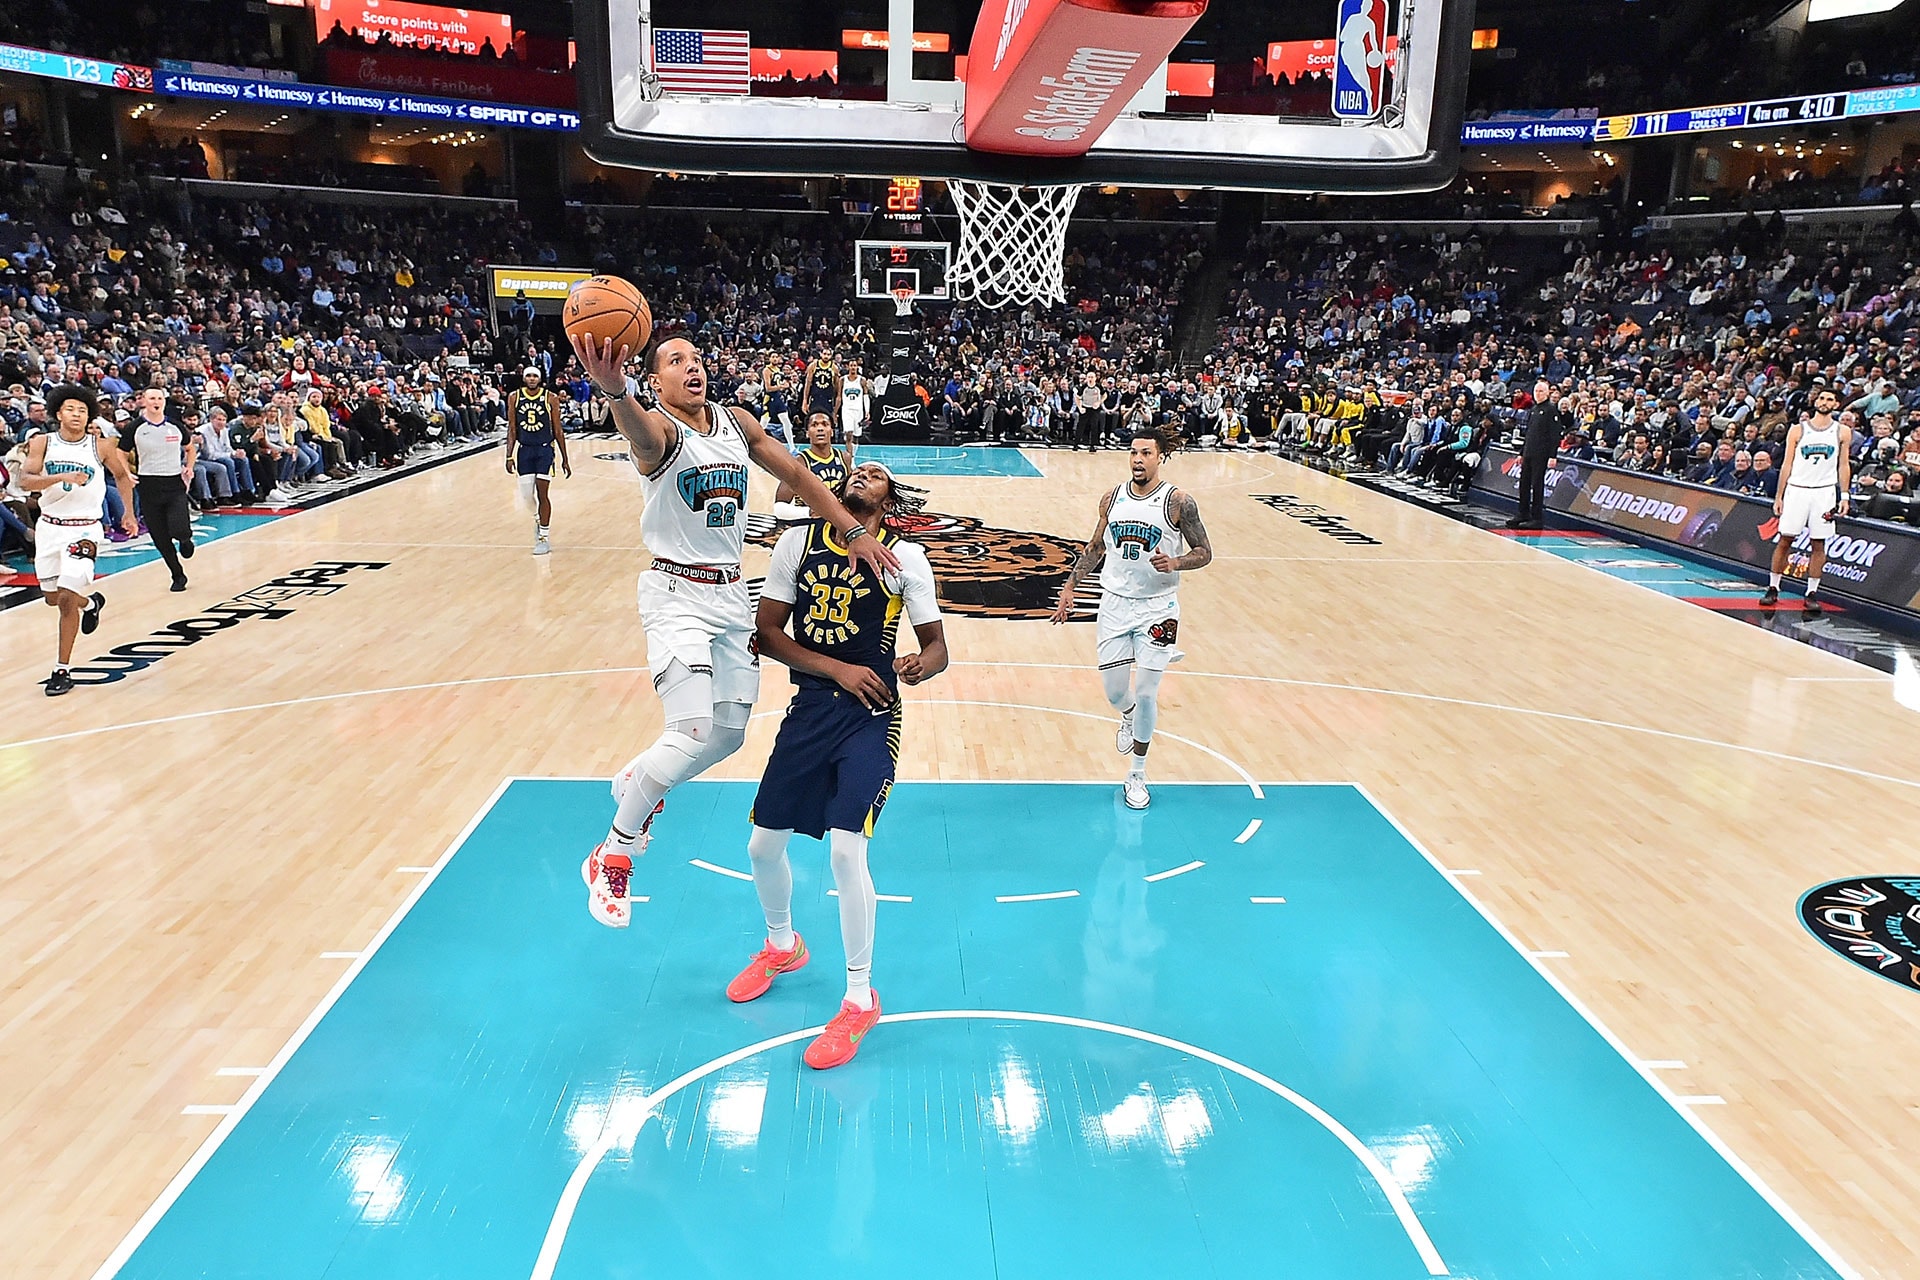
[1790, 421, 1842, 490]
[1102, 481, 1186, 599]
[840, 378, 867, 423]
[39, 432, 107, 522]
[640, 403, 752, 566]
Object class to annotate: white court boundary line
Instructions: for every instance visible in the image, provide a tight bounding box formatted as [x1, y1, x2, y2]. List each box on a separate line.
[86, 775, 516, 1280]
[1350, 781, 1865, 1280]
[8, 663, 1916, 796]
[525, 1009, 1450, 1280]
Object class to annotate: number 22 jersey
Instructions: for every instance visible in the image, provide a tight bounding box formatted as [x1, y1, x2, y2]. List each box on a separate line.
[640, 403, 752, 566]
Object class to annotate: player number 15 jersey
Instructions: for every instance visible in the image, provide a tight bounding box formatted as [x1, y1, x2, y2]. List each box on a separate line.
[1102, 481, 1186, 599]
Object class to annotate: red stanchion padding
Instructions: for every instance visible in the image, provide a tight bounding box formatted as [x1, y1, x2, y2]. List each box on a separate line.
[963, 0, 1208, 158]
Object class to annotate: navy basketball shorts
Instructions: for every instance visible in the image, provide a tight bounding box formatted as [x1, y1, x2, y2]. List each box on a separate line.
[516, 442, 555, 477]
[752, 684, 902, 839]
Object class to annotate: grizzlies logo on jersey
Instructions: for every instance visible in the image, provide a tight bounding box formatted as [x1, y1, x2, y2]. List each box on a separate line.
[678, 462, 749, 528]
[1107, 519, 1165, 561]
[1798, 443, 1837, 461]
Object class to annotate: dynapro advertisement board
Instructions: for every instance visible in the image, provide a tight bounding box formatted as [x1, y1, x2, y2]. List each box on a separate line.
[488, 266, 594, 312]
[1473, 446, 1920, 617]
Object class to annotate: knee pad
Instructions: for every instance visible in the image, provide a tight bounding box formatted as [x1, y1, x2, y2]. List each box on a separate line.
[636, 729, 705, 789]
[516, 474, 537, 513]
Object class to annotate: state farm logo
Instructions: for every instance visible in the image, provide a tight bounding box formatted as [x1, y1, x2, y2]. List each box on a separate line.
[1588, 483, 1688, 526]
[1015, 46, 1140, 143]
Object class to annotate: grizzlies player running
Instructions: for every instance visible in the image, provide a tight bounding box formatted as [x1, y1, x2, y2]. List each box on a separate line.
[727, 462, 947, 1068]
[1051, 425, 1213, 809]
[571, 332, 898, 927]
[1761, 386, 1852, 615]
[505, 366, 571, 555]
[21, 385, 138, 695]
[772, 411, 855, 522]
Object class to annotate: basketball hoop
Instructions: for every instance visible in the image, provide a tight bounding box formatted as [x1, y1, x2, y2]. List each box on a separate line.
[946, 181, 1084, 310]
[891, 284, 917, 318]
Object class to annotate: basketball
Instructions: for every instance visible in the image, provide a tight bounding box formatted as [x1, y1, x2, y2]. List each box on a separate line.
[563, 275, 652, 357]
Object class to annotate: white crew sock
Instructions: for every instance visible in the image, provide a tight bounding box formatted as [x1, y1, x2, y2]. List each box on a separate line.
[1769, 571, 1782, 589]
[1807, 575, 1821, 595]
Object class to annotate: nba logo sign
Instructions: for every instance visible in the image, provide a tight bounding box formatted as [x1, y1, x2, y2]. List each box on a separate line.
[1332, 0, 1387, 120]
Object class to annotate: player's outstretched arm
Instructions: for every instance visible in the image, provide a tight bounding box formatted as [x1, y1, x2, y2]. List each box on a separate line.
[1155, 489, 1213, 573]
[1050, 489, 1114, 624]
[742, 413, 900, 575]
[570, 334, 674, 473]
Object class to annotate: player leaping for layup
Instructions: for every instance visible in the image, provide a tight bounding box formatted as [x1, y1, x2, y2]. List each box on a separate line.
[728, 461, 947, 1069]
[1051, 424, 1212, 809]
[572, 332, 900, 928]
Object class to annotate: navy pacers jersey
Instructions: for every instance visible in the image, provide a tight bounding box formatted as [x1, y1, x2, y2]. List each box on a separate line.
[800, 447, 848, 493]
[789, 520, 906, 688]
[512, 390, 556, 446]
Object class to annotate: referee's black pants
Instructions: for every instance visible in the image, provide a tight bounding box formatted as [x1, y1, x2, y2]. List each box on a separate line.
[138, 474, 194, 582]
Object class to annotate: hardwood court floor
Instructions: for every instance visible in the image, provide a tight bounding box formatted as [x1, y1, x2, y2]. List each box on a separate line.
[3, 442, 1918, 1278]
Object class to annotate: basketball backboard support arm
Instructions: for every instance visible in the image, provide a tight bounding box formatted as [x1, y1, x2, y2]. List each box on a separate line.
[575, 0, 1476, 193]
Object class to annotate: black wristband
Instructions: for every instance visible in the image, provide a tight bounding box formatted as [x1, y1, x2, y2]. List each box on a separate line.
[603, 384, 629, 402]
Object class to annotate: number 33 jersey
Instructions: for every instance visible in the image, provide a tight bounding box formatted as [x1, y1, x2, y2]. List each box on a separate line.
[640, 403, 752, 566]
[762, 520, 941, 690]
[1102, 481, 1187, 600]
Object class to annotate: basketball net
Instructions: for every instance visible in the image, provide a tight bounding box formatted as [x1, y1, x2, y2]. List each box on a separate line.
[946, 181, 1083, 310]
[891, 285, 917, 318]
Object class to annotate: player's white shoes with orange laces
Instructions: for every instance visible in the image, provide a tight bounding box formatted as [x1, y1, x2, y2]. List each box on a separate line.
[582, 843, 633, 927]
[804, 991, 881, 1070]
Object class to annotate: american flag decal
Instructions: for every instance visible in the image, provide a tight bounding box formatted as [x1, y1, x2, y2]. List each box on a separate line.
[652, 29, 751, 95]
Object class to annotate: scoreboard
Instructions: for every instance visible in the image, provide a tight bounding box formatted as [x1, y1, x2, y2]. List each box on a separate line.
[1463, 84, 1920, 146]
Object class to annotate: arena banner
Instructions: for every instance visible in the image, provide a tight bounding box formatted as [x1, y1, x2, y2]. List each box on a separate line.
[154, 67, 579, 131]
[1473, 446, 1920, 616]
[489, 267, 593, 313]
[324, 49, 576, 108]
[313, 0, 513, 57]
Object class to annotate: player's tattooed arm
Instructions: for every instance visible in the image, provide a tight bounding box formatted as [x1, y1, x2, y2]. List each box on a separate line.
[1050, 490, 1113, 624]
[1158, 489, 1213, 573]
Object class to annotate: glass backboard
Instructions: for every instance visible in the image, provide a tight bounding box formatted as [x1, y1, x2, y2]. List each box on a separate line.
[575, 0, 1474, 193]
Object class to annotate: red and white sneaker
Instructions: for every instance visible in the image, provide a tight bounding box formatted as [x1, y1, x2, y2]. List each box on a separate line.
[804, 991, 882, 1070]
[725, 935, 810, 1003]
[582, 843, 633, 928]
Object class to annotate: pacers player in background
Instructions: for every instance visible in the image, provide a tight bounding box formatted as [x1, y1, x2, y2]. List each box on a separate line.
[504, 366, 571, 555]
[727, 461, 946, 1068]
[571, 332, 898, 929]
[1762, 386, 1852, 615]
[772, 411, 855, 522]
[803, 347, 839, 423]
[1051, 425, 1213, 809]
[20, 385, 138, 695]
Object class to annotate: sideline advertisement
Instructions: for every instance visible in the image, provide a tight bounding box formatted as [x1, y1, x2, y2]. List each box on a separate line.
[1473, 446, 1920, 616]
[154, 66, 579, 131]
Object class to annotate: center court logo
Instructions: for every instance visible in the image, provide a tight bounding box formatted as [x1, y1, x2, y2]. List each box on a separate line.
[1799, 877, 1920, 991]
[1252, 494, 1382, 546]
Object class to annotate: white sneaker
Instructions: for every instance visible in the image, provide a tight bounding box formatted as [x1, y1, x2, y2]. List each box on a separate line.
[1123, 774, 1150, 810]
[1116, 713, 1135, 755]
[582, 844, 633, 928]
[533, 532, 551, 556]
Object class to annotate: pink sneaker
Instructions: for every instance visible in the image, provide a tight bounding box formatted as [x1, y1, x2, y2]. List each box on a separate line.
[581, 843, 633, 928]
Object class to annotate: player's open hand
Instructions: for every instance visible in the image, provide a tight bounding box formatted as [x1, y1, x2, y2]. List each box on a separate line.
[846, 534, 900, 579]
[1837, 496, 1850, 518]
[119, 512, 139, 538]
[834, 661, 894, 710]
[562, 457, 573, 479]
[894, 653, 927, 686]
[1048, 588, 1074, 625]
[570, 333, 633, 397]
[1773, 497, 1784, 517]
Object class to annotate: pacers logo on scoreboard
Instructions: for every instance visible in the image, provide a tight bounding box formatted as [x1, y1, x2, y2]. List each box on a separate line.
[1332, 0, 1388, 121]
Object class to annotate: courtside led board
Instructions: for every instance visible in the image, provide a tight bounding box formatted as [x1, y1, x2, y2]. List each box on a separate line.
[575, 0, 1472, 192]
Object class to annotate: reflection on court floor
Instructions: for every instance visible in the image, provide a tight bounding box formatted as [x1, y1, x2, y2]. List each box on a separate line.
[105, 781, 1849, 1280]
